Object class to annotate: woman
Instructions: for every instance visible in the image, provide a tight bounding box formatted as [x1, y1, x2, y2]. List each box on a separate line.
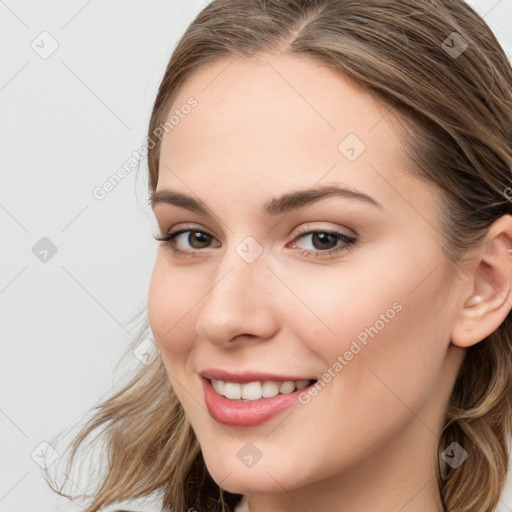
[45, 1, 512, 511]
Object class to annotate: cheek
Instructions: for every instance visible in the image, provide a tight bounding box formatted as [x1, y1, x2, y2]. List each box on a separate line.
[288, 252, 452, 404]
[147, 260, 204, 410]
[147, 256, 198, 357]
[283, 262, 406, 361]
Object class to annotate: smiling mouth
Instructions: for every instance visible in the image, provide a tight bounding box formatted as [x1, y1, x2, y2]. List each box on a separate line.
[207, 378, 318, 402]
[202, 376, 319, 427]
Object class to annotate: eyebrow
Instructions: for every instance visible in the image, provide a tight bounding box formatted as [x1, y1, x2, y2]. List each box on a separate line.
[149, 184, 383, 216]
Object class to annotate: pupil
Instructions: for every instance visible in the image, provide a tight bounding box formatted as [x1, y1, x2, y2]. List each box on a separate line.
[314, 232, 336, 249]
[191, 232, 210, 248]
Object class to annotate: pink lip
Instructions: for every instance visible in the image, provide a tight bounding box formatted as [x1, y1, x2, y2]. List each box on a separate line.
[201, 376, 316, 428]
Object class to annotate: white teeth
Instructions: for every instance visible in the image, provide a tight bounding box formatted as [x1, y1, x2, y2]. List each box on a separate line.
[223, 382, 242, 400]
[262, 381, 280, 398]
[241, 381, 263, 400]
[279, 381, 295, 394]
[211, 379, 225, 394]
[211, 378, 313, 401]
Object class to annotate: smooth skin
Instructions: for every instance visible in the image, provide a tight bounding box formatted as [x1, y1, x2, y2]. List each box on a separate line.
[147, 53, 512, 512]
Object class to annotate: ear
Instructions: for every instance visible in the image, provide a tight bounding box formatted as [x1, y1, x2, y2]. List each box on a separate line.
[451, 214, 512, 348]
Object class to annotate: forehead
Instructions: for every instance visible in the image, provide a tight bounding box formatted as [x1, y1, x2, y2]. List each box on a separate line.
[163, 53, 389, 154]
[156, 53, 437, 223]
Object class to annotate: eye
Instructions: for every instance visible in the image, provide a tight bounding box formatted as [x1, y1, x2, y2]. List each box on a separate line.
[288, 225, 357, 259]
[153, 224, 357, 259]
[153, 226, 220, 257]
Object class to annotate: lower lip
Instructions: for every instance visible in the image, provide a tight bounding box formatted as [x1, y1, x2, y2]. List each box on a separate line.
[202, 378, 313, 427]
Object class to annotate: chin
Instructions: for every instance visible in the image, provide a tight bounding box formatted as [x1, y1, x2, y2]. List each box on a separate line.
[211, 471, 283, 495]
[203, 454, 305, 495]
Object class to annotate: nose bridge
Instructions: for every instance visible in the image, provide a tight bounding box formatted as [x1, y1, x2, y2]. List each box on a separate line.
[195, 237, 277, 345]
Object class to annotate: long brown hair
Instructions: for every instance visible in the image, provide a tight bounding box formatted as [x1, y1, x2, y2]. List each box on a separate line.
[44, 1, 512, 511]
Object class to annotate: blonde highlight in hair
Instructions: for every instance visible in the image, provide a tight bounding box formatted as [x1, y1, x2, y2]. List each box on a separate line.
[44, 1, 512, 511]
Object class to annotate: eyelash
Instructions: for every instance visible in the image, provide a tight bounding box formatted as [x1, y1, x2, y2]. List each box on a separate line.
[153, 224, 357, 259]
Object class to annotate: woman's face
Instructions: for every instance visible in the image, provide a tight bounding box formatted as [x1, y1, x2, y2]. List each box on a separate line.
[148, 54, 466, 500]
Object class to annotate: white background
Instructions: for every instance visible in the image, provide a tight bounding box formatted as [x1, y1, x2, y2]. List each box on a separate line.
[1, 1, 511, 510]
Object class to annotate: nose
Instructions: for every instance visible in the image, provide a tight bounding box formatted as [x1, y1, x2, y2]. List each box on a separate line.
[195, 245, 279, 346]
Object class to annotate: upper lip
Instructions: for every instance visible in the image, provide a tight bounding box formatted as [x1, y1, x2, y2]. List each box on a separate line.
[200, 368, 317, 383]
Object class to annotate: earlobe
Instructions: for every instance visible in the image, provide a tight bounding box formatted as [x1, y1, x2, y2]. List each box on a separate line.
[450, 215, 512, 349]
